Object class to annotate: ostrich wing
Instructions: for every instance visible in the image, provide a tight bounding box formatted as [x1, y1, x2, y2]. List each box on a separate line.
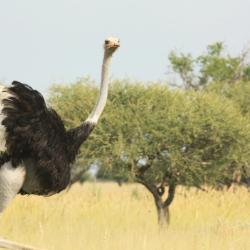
[2, 81, 70, 194]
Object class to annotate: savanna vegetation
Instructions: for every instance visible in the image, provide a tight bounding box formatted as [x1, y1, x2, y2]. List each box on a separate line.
[1, 183, 250, 250]
[1, 42, 250, 250]
[47, 42, 250, 227]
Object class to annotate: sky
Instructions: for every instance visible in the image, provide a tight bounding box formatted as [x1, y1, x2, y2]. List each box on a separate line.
[0, 0, 249, 94]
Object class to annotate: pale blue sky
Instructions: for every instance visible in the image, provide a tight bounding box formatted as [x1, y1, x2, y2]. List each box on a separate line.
[0, 0, 249, 93]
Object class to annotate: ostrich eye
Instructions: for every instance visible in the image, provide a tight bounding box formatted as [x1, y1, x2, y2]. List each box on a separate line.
[105, 40, 109, 44]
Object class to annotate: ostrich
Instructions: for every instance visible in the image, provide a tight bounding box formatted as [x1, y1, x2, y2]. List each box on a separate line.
[0, 37, 120, 215]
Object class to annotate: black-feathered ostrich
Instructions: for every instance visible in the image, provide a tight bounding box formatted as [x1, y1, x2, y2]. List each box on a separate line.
[0, 37, 120, 215]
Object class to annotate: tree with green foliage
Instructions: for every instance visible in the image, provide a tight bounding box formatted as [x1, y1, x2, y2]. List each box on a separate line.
[168, 42, 250, 89]
[168, 42, 250, 189]
[49, 79, 250, 227]
[208, 81, 250, 118]
[207, 80, 250, 187]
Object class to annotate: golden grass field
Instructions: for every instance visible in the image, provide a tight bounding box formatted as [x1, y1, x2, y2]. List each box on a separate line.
[0, 182, 250, 250]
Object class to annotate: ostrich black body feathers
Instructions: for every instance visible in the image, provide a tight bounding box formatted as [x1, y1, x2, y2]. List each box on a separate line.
[1, 81, 95, 195]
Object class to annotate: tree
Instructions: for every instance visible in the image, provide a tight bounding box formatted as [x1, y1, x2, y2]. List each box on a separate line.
[49, 79, 250, 227]
[208, 81, 250, 117]
[103, 83, 250, 226]
[168, 42, 250, 89]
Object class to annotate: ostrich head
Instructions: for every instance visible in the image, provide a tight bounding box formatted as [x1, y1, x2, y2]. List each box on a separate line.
[104, 37, 120, 54]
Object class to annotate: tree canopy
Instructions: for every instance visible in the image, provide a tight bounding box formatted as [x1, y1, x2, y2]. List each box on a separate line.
[49, 79, 250, 185]
[168, 42, 250, 89]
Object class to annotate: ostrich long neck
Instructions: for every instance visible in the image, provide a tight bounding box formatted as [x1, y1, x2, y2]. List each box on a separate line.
[86, 50, 112, 124]
[67, 50, 113, 161]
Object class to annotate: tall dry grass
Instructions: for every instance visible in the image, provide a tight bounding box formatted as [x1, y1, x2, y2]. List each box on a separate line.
[0, 183, 249, 250]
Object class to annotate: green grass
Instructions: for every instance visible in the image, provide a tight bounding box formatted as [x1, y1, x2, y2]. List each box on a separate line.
[1, 183, 250, 250]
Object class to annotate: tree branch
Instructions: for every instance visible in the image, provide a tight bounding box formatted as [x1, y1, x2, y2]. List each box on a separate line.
[136, 176, 159, 199]
[163, 181, 176, 208]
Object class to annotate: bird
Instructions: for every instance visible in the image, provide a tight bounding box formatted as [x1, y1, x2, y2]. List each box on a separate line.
[0, 37, 120, 215]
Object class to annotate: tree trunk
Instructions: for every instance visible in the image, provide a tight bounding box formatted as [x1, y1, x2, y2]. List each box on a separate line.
[136, 176, 176, 228]
[156, 201, 170, 227]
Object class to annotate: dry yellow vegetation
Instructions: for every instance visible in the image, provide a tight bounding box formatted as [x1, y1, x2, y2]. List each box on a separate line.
[0, 182, 250, 250]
